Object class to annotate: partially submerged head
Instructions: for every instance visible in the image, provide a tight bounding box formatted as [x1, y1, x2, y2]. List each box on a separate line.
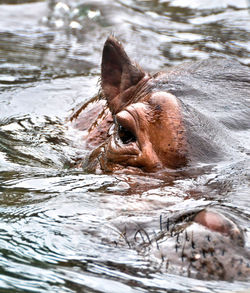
[99, 36, 188, 172]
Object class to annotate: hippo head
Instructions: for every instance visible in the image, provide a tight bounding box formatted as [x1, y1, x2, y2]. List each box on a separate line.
[98, 36, 188, 172]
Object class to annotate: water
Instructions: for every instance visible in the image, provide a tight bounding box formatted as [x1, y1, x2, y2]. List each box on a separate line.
[0, 0, 249, 292]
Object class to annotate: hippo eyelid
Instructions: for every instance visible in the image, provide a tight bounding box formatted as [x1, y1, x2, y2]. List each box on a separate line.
[115, 111, 137, 144]
[124, 108, 141, 132]
[115, 110, 137, 137]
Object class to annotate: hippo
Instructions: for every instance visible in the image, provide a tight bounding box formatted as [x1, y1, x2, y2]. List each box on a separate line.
[68, 36, 250, 280]
[113, 206, 250, 281]
[69, 36, 249, 173]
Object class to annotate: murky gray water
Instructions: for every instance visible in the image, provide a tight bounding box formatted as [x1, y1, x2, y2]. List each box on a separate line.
[0, 0, 249, 292]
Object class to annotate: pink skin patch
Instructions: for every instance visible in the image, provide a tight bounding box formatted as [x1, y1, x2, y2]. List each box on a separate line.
[194, 210, 241, 239]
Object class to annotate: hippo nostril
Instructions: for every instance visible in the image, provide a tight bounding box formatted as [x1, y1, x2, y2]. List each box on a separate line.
[118, 124, 136, 144]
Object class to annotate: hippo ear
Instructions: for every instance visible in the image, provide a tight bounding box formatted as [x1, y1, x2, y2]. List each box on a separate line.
[101, 36, 145, 113]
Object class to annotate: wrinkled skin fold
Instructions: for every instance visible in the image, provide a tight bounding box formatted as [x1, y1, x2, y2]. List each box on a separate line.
[68, 36, 250, 281]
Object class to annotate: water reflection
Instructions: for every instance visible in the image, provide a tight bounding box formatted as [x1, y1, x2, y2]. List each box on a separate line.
[0, 0, 249, 292]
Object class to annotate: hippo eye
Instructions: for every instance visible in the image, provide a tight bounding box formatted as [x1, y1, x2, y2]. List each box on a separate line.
[117, 124, 136, 144]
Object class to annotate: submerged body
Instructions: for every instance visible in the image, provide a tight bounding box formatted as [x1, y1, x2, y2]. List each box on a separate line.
[68, 37, 250, 280]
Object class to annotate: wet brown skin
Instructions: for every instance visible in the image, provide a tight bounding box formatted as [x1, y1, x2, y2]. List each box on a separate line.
[68, 37, 250, 280]
[70, 36, 188, 172]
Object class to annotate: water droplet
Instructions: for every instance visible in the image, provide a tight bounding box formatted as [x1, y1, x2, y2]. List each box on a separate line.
[70, 21, 82, 30]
